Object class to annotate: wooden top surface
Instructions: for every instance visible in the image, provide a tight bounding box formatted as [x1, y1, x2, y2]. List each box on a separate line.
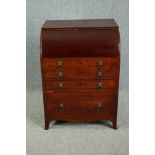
[42, 19, 118, 30]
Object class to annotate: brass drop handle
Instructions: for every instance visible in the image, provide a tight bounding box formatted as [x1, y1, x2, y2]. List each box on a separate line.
[59, 103, 64, 110]
[97, 60, 103, 68]
[58, 72, 63, 80]
[97, 82, 103, 89]
[59, 82, 63, 89]
[57, 61, 63, 68]
[97, 71, 103, 79]
[96, 103, 103, 110]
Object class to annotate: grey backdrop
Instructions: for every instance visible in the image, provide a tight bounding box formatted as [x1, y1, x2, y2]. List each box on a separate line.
[27, 0, 129, 155]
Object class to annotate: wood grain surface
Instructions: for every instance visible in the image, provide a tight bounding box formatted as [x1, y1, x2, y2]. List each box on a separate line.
[40, 19, 120, 130]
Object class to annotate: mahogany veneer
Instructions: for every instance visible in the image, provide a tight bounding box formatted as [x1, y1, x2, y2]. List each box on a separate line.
[40, 19, 120, 129]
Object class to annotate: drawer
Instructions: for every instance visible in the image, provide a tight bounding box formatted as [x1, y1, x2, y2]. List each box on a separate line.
[44, 79, 116, 91]
[42, 68, 118, 80]
[45, 91, 114, 116]
[42, 57, 119, 68]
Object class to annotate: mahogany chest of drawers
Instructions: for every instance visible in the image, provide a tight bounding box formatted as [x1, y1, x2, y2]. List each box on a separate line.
[40, 19, 120, 130]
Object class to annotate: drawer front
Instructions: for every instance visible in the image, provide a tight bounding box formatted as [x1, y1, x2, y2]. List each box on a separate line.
[45, 91, 114, 116]
[43, 68, 118, 80]
[42, 57, 119, 68]
[44, 79, 116, 91]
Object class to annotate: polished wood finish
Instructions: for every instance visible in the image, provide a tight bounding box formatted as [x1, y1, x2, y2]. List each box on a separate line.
[42, 57, 119, 80]
[42, 19, 118, 30]
[40, 19, 120, 129]
[44, 79, 116, 91]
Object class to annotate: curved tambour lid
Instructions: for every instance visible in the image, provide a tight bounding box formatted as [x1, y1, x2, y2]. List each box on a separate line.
[41, 19, 120, 57]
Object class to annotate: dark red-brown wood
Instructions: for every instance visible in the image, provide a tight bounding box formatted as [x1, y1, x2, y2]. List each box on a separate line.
[40, 19, 120, 129]
[44, 79, 116, 91]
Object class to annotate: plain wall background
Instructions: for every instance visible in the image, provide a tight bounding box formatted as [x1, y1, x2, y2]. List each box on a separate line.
[26, 0, 129, 92]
